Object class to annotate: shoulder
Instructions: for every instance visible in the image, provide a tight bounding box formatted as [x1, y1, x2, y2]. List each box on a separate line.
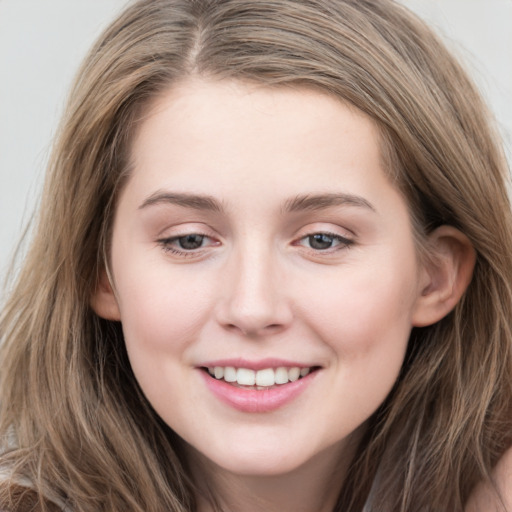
[465, 447, 512, 512]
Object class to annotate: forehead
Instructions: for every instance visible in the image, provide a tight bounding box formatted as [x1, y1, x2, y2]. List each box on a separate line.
[128, 79, 388, 185]
[116, 78, 414, 230]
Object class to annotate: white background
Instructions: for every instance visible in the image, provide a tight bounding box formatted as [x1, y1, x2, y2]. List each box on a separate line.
[1, 0, 511, 282]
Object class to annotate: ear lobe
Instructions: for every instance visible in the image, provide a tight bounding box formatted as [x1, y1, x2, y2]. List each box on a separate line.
[90, 270, 121, 321]
[412, 225, 476, 327]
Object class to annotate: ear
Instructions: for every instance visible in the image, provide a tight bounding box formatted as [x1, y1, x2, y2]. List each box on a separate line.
[90, 269, 121, 321]
[412, 225, 476, 327]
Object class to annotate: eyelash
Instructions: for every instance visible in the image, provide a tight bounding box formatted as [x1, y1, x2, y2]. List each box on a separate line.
[295, 231, 354, 253]
[157, 233, 216, 257]
[157, 230, 353, 258]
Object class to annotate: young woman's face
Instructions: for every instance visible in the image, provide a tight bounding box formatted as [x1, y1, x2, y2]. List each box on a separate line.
[106, 80, 429, 476]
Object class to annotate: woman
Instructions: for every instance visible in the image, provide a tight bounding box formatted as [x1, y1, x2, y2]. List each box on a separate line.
[0, 1, 511, 510]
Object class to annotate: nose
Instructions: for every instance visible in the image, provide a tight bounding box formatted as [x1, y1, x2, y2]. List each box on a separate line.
[215, 245, 293, 337]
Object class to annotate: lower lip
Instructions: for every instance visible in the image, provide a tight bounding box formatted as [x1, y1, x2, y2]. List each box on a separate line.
[200, 370, 318, 413]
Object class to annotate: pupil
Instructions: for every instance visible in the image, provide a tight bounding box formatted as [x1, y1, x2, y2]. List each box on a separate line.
[179, 234, 204, 250]
[309, 234, 333, 250]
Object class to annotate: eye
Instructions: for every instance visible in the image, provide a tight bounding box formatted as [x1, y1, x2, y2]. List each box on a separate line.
[157, 233, 219, 256]
[296, 232, 353, 251]
[174, 234, 206, 250]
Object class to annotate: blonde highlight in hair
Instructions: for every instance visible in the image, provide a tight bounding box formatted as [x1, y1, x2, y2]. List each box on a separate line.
[1, 1, 511, 511]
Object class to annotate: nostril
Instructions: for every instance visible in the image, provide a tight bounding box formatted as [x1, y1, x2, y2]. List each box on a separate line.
[224, 322, 287, 337]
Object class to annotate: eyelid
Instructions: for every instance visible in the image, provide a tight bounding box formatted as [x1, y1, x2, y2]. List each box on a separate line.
[158, 233, 215, 246]
[291, 224, 356, 255]
[155, 223, 355, 259]
[156, 224, 222, 257]
[296, 232, 353, 248]
[292, 222, 355, 240]
[155, 221, 217, 238]
[157, 234, 221, 260]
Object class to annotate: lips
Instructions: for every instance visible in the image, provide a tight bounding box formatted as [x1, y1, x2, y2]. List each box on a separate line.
[199, 360, 320, 412]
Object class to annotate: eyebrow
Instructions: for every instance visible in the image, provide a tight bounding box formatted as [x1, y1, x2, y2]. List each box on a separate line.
[138, 191, 376, 215]
[282, 193, 376, 214]
[139, 191, 225, 212]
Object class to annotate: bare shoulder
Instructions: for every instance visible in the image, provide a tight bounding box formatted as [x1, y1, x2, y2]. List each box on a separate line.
[465, 447, 512, 512]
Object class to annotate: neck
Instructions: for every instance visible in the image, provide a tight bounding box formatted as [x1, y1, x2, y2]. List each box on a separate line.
[189, 436, 361, 512]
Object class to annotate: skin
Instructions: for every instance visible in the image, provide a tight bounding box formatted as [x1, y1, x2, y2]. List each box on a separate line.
[93, 79, 475, 511]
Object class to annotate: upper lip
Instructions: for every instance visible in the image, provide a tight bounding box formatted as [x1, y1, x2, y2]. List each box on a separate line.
[197, 358, 320, 371]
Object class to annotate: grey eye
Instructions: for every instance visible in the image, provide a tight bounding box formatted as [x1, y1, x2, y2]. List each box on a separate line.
[177, 234, 205, 250]
[308, 233, 336, 250]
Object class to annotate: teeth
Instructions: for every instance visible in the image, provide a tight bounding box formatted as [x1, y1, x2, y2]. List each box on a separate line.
[255, 368, 274, 386]
[207, 365, 313, 387]
[288, 367, 300, 382]
[237, 368, 255, 386]
[224, 366, 237, 382]
[275, 367, 289, 384]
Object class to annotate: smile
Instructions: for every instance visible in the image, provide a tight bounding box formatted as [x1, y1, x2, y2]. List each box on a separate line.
[206, 366, 313, 389]
[200, 362, 320, 413]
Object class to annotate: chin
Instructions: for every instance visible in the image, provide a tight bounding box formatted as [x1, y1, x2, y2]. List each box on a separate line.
[211, 451, 309, 477]
[183, 434, 305, 476]
[190, 432, 339, 479]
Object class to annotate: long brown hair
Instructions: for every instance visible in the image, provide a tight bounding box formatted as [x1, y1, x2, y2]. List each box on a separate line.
[1, 1, 511, 511]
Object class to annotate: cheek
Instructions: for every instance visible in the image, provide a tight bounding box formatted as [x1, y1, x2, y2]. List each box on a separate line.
[113, 266, 218, 421]
[301, 262, 416, 431]
[297, 251, 418, 371]
[308, 271, 414, 344]
[113, 257, 216, 357]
